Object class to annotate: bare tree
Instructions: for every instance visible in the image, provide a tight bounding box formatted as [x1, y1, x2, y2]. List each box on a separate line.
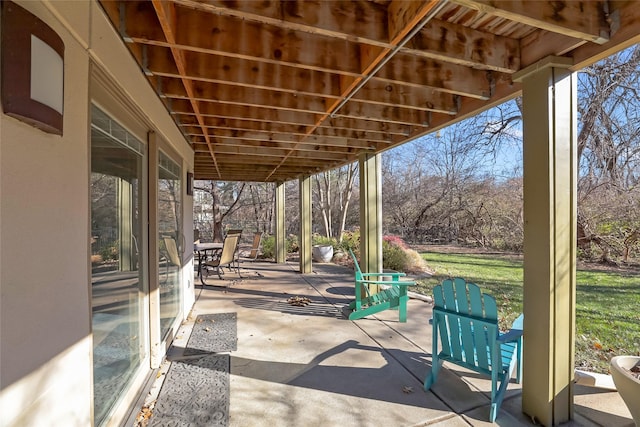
[383, 118, 516, 245]
[313, 163, 358, 240]
[193, 181, 246, 242]
[247, 183, 273, 233]
[576, 46, 640, 262]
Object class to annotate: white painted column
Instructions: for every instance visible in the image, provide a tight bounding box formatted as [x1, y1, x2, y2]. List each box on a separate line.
[513, 57, 577, 426]
[299, 175, 312, 273]
[274, 181, 286, 264]
[147, 131, 162, 369]
[358, 153, 383, 280]
[117, 178, 134, 271]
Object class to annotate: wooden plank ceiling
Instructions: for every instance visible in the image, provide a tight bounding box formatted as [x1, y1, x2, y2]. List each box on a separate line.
[98, 0, 639, 182]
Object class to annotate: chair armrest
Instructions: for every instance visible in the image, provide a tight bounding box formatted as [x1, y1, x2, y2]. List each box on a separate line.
[497, 328, 523, 344]
[360, 272, 407, 280]
[357, 279, 415, 286]
[499, 313, 524, 343]
[498, 313, 524, 344]
[511, 313, 524, 330]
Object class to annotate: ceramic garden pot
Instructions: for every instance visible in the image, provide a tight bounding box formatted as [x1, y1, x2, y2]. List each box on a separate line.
[312, 245, 334, 263]
[610, 355, 640, 426]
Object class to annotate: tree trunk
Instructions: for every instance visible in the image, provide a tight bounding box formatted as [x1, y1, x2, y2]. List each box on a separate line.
[211, 187, 224, 242]
[337, 163, 357, 241]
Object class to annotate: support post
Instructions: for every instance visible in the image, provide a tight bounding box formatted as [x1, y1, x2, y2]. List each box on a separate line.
[513, 57, 577, 426]
[274, 181, 286, 264]
[358, 153, 382, 291]
[147, 131, 162, 369]
[299, 175, 312, 273]
[117, 178, 134, 271]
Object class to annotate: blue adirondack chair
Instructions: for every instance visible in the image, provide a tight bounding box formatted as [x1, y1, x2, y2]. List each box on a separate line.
[347, 249, 415, 322]
[424, 278, 523, 422]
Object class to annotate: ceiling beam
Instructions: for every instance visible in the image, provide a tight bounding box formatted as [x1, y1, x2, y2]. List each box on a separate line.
[150, 0, 220, 177]
[569, 0, 640, 70]
[406, 18, 520, 73]
[171, 101, 418, 136]
[208, 145, 355, 162]
[169, 100, 321, 127]
[172, 0, 390, 47]
[131, 18, 494, 101]
[159, 78, 333, 114]
[146, 46, 343, 99]
[320, 117, 419, 136]
[184, 127, 380, 149]
[449, 0, 609, 44]
[125, 2, 364, 75]
[170, 0, 518, 73]
[373, 53, 494, 99]
[353, 81, 458, 115]
[165, 92, 436, 127]
[265, 0, 446, 180]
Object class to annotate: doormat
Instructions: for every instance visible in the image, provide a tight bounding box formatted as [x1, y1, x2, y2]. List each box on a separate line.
[149, 354, 229, 427]
[184, 313, 237, 355]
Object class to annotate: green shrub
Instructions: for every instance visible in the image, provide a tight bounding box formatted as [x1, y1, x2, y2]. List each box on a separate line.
[100, 242, 119, 261]
[383, 234, 408, 249]
[337, 229, 360, 253]
[260, 234, 300, 259]
[261, 235, 275, 258]
[287, 234, 299, 253]
[312, 234, 337, 247]
[382, 239, 410, 271]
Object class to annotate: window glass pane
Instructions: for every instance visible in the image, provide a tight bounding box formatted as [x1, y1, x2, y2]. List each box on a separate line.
[90, 105, 145, 426]
[158, 150, 182, 337]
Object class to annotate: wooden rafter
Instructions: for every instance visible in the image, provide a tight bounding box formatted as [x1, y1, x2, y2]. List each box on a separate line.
[96, 0, 637, 183]
[150, 0, 220, 178]
[265, 0, 446, 180]
[449, 0, 609, 44]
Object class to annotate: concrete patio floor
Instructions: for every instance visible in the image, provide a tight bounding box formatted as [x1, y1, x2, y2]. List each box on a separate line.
[150, 260, 634, 427]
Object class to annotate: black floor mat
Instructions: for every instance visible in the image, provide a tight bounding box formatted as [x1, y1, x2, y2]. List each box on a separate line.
[149, 354, 230, 427]
[184, 313, 237, 355]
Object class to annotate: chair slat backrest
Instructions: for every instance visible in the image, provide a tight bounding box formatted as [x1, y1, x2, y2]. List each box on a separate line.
[219, 234, 240, 265]
[348, 249, 367, 300]
[248, 232, 263, 259]
[348, 249, 363, 277]
[432, 279, 500, 373]
[163, 237, 181, 267]
[226, 229, 242, 236]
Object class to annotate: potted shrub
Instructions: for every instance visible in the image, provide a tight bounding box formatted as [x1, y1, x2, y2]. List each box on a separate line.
[312, 244, 334, 262]
[610, 356, 640, 425]
[311, 235, 336, 263]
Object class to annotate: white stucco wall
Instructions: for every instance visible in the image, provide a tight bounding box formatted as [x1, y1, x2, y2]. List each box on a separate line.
[0, 1, 195, 426]
[0, 2, 92, 426]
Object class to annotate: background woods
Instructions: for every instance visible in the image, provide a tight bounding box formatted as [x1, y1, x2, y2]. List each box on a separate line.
[193, 47, 639, 264]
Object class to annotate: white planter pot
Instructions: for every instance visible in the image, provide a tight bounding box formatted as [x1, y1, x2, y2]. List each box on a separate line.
[312, 245, 333, 263]
[610, 356, 640, 426]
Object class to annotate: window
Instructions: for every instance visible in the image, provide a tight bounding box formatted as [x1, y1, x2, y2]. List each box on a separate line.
[158, 150, 182, 337]
[90, 104, 146, 426]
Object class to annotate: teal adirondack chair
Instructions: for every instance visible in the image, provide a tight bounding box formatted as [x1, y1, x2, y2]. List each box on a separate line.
[424, 278, 523, 422]
[347, 249, 415, 322]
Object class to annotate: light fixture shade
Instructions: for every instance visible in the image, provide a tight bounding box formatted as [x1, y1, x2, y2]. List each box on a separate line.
[1, 1, 65, 135]
[186, 172, 194, 195]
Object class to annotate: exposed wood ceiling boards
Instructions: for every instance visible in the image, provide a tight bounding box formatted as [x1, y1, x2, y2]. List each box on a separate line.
[447, 0, 610, 44]
[98, 0, 639, 183]
[150, 0, 221, 178]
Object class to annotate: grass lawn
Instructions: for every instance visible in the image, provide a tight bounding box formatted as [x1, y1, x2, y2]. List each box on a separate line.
[414, 249, 640, 374]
